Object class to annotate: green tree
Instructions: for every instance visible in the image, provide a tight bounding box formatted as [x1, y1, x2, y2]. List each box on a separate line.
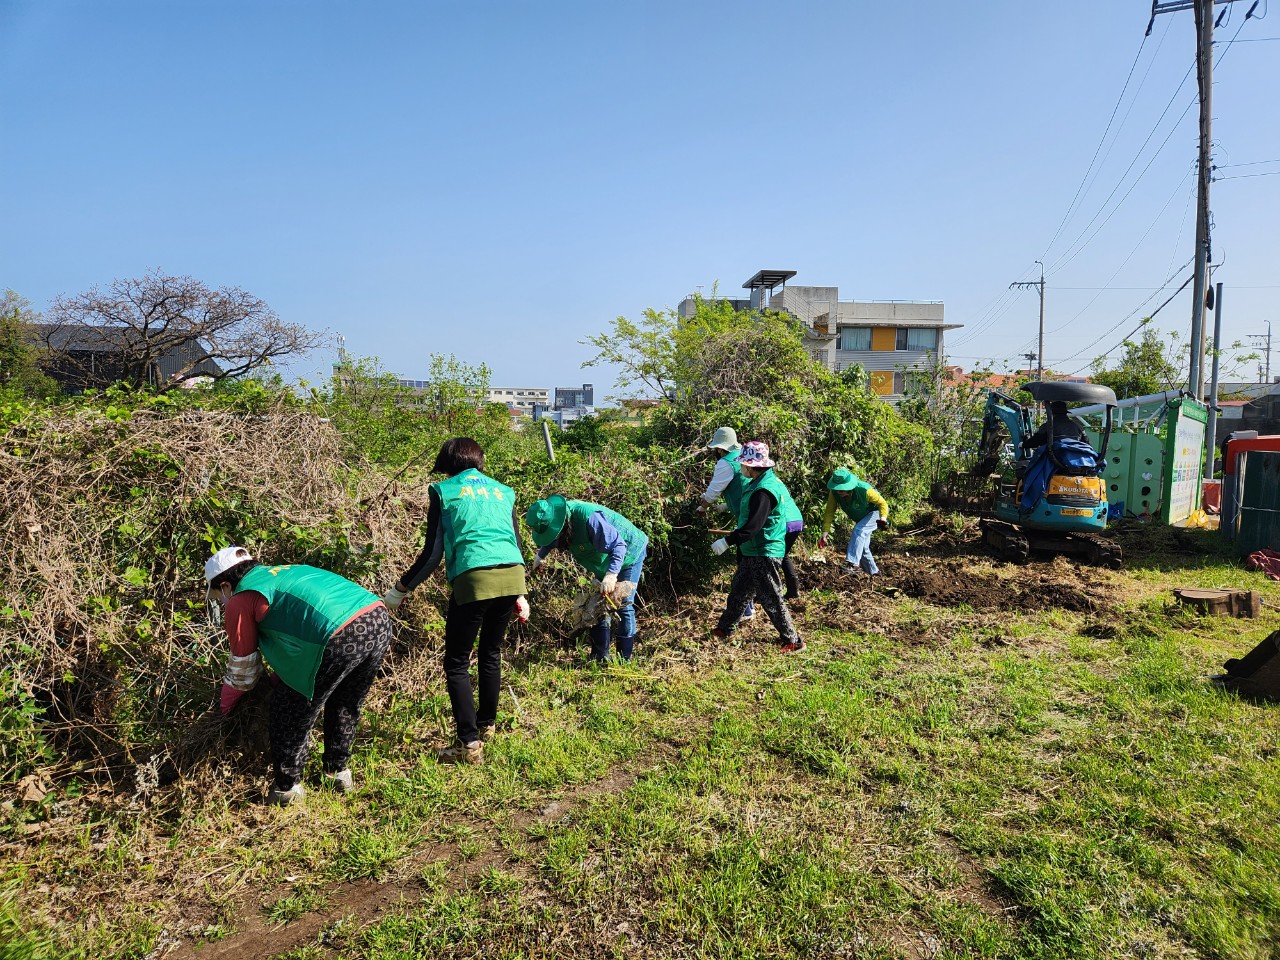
[899, 357, 992, 482]
[0, 290, 57, 397]
[1089, 324, 1181, 399]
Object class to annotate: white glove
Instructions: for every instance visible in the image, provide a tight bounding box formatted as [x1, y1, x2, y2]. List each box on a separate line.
[529, 555, 545, 575]
[514, 596, 530, 623]
[715, 501, 730, 513]
[695, 501, 709, 516]
[600, 572, 618, 596]
[383, 586, 407, 610]
[711, 538, 729, 556]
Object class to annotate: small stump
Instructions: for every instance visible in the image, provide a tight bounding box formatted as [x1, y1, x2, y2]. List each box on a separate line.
[1173, 587, 1262, 618]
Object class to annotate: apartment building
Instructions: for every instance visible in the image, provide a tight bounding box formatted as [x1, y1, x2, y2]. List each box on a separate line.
[485, 386, 549, 414]
[679, 269, 959, 401]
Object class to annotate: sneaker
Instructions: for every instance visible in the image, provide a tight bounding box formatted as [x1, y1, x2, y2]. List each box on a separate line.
[436, 740, 484, 765]
[477, 725, 497, 743]
[711, 627, 729, 640]
[326, 769, 354, 794]
[266, 783, 305, 806]
[779, 639, 807, 654]
[740, 607, 755, 621]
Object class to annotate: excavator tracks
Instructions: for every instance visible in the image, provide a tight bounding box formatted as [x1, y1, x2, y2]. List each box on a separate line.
[980, 518, 1123, 568]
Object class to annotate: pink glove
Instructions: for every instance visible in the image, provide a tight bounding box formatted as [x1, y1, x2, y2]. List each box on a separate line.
[818, 535, 828, 549]
[219, 682, 247, 717]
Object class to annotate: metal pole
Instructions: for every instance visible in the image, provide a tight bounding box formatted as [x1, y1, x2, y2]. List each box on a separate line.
[541, 419, 556, 463]
[1205, 282, 1223, 480]
[1036, 261, 1045, 382]
[1188, 0, 1214, 399]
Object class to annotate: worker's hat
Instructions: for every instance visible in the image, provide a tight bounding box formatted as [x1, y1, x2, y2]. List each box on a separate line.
[704, 427, 741, 453]
[827, 468, 860, 491]
[525, 495, 569, 548]
[738, 441, 775, 469]
[204, 546, 253, 599]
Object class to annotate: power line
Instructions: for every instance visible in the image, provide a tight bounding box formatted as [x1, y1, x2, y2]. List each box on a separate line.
[1043, 166, 1193, 336]
[1214, 170, 1280, 180]
[1041, 58, 1196, 277]
[1039, 29, 1154, 259]
[1061, 271, 1196, 376]
[1045, 9, 1252, 279]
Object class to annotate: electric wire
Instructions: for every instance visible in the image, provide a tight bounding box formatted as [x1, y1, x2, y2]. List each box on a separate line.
[1044, 165, 1194, 336]
[1042, 10, 1252, 280]
[1038, 28, 1154, 259]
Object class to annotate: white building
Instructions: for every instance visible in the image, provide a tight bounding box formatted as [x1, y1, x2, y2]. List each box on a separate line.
[679, 269, 959, 401]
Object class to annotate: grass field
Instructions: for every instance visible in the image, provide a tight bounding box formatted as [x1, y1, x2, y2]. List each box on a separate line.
[5, 521, 1280, 960]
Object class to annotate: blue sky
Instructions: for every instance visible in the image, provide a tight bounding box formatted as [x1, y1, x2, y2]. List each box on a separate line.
[2, 1, 1277, 392]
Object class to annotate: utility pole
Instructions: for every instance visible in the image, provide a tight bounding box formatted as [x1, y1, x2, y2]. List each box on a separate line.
[1248, 321, 1272, 383]
[1010, 261, 1046, 381]
[1205, 282, 1223, 479]
[1147, 0, 1254, 399]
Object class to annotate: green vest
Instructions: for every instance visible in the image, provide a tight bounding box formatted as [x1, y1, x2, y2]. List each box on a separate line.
[236, 564, 378, 699]
[738, 470, 789, 558]
[722, 449, 746, 516]
[838, 480, 876, 521]
[433, 469, 523, 582]
[566, 500, 647, 578]
[779, 483, 802, 525]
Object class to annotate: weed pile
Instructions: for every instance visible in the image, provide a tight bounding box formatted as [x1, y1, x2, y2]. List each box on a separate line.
[0, 402, 429, 788]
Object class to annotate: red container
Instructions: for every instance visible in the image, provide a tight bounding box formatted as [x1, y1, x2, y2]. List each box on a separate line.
[1203, 479, 1222, 514]
[1224, 436, 1280, 476]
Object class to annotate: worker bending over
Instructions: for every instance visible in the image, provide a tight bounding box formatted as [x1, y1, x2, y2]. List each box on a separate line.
[208, 547, 390, 806]
[710, 442, 804, 653]
[525, 495, 648, 663]
[819, 468, 889, 576]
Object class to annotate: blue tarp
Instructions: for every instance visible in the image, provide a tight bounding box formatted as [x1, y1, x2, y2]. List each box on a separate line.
[1020, 438, 1105, 514]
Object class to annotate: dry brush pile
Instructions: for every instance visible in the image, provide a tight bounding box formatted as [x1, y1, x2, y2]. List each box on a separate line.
[0, 403, 432, 789]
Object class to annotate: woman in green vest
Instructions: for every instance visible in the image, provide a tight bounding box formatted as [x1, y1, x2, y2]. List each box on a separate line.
[525, 495, 648, 663]
[382, 437, 529, 765]
[819, 467, 889, 575]
[709, 442, 804, 652]
[207, 546, 390, 807]
[695, 425, 759, 620]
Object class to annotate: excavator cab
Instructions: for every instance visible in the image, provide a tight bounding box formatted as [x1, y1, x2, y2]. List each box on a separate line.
[979, 381, 1122, 566]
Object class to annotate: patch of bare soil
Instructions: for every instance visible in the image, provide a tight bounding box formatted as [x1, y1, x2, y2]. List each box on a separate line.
[165, 745, 680, 960]
[797, 554, 1102, 615]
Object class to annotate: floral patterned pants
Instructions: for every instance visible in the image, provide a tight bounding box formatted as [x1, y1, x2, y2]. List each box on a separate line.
[268, 604, 392, 790]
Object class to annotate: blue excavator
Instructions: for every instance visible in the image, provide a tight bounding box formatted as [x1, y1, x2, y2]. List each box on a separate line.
[947, 380, 1122, 567]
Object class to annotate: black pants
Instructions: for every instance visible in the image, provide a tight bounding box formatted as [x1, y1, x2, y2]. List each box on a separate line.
[781, 529, 801, 599]
[269, 604, 392, 790]
[717, 556, 799, 645]
[443, 594, 516, 744]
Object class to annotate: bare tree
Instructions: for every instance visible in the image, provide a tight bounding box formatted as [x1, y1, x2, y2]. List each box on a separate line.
[40, 272, 328, 390]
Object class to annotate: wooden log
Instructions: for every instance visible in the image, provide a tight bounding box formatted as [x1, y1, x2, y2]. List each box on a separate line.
[1173, 587, 1262, 618]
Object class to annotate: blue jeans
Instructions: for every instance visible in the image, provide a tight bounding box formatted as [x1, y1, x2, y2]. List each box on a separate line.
[589, 541, 646, 661]
[846, 512, 880, 575]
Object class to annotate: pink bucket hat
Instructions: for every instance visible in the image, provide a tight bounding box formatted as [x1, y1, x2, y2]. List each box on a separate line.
[738, 441, 775, 469]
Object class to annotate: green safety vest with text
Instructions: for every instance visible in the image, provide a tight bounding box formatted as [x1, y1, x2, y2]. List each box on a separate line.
[838, 480, 877, 522]
[236, 564, 378, 699]
[433, 469, 523, 582]
[738, 470, 790, 558]
[566, 500, 647, 578]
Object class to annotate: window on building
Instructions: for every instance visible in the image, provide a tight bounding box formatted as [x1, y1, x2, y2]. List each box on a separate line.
[893, 371, 927, 396]
[895, 328, 938, 351]
[838, 327, 872, 351]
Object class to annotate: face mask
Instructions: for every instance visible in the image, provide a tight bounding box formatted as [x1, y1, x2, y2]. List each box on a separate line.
[207, 583, 231, 626]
